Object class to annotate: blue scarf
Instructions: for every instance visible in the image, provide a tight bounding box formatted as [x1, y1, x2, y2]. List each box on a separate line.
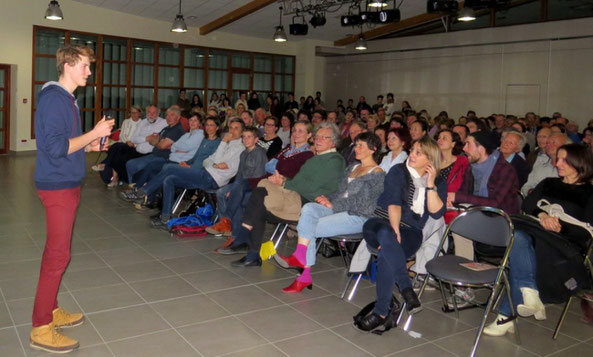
[471, 152, 498, 197]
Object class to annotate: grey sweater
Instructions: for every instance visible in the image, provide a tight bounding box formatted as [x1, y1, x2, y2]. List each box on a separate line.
[327, 164, 385, 218]
[236, 146, 267, 180]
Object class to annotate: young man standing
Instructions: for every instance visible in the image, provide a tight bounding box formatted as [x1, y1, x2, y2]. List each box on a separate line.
[31, 45, 114, 353]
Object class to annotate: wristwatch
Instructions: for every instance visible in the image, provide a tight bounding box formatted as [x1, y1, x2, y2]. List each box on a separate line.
[426, 186, 436, 191]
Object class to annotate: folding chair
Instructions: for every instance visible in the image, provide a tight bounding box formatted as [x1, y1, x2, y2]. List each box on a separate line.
[265, 214, 298, 251]
[533, 199, 593, 339]
[317, 233, 364, 270]
[418, 206, 518, 357]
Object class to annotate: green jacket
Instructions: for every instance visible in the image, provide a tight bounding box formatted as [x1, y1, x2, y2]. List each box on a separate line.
[284, 151, 346, 202]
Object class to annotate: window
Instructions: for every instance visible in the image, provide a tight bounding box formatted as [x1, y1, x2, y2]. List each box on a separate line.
[32, 26, 295, 138]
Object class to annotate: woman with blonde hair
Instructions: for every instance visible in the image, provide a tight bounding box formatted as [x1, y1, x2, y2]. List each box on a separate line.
[356, 136, 446, 332]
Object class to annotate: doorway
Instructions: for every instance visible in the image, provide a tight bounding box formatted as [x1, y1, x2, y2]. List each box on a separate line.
[0, 65, 10, 154]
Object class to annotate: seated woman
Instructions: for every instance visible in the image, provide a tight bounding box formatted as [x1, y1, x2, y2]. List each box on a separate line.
[485, 144, 593, 336]
[435, 129, 469, 224]
[211, 120, 314, 250]
[229, 123, 346, 267]
[357, 136, 446, 331]
[379, 127, 411, 173]
[258, 116, 283, 159]
[277, 112, 294, 148]
[274, 132, 385, 293]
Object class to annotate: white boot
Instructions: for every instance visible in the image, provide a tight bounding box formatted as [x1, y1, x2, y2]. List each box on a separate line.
[517, 287, 546, 320]
[484, 314, 515, 337]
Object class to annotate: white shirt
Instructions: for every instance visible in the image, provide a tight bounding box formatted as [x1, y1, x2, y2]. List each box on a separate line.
[278, 128, 291, 148]
[521, 153, 558, 195]
[130, 117, 168, 154]
[119, 118, 141, 143]
[379, 150, 408, 173]
[203, 138, 245, 187]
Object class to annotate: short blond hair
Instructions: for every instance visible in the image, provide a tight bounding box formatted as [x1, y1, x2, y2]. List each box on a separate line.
[414, 136, 442, 172]
[56, 45, 95, 77]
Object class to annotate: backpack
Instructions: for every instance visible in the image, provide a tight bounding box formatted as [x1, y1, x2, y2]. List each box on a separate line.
[353, 295, 402, 335]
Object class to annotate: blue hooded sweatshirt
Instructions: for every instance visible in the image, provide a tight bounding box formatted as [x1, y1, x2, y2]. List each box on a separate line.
[34, 82, 85, 190]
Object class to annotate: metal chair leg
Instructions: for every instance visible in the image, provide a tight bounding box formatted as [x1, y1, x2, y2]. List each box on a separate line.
[345, 273, 363, 301]
[470, 283, 503, 357]
[171, 189, 187, 216]
[273, 224, 289, 249]
[553, 297, 572, 340]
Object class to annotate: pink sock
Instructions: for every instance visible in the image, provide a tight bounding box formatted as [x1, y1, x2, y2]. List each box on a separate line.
[293, 244, 307, 265]
[296, 268, 312, 283]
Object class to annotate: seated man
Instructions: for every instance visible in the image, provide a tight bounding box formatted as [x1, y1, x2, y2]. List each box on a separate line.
[521, 132, 567, 196]
[126, 113, 204, 190]
[448, 131, 519, 215]
[339, 119, 366, 165]
[124, 106, 186, 186]
[98, 105, 167, 185]
[135, 118, 246, 228]
[205, 126, 267, 237]
[499, 129, 530, 187]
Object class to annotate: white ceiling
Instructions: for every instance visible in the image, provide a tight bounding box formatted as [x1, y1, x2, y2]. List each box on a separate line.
[72, 0, 428, 42]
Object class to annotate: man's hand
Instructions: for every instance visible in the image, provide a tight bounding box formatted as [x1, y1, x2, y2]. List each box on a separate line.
[93, 117, 115, 139]
[539, 213, 562, 232]
[147, 133, 160, 146]
[314, 195, 333, 209]
[214, 162, 229, 170]
[447, 192, 456, 207]
[222, 132, 233, 143]
[179, 161, 190, 168]
[268, 170, 286, 186]
[126, 141, 135, 147]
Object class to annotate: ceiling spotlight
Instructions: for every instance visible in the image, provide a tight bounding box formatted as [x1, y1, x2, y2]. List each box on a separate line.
[427, 0, 459, 13]
[45, 0, 63, 21]
[368, 1, 388, 7]
[355, 37, 367, 51]
[457, 7, 476, 21]
[171, 0, 187, 33]
[341, 15, 361, 26]
[309, 13, 326, 28]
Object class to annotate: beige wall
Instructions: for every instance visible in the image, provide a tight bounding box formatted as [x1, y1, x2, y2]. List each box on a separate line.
[1, 0, 331, 151]
[323, 17, 593, 128]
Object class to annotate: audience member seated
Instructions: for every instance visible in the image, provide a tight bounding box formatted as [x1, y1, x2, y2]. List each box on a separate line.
[448, 132, 519, 215]
[379, 127, 411, 173]
[230, 123, 346, 267]
[311, 110, 326, 129]
[499, 129, 530, 187]
[133, 118, 245, 228]
[215, 120, 315, 253]
[526, 127, 551, 169]
[127, 113, 204, 190]
[257, 116, 283, 159]
[273, 133, 385, 293]
[452, 124, 469, 142]
[339, 110, 356, 139]
[582, 126, 593, 152]
[340, 119, 367, 166]
[124, 106, 186, 186]
[409, 119, 428, 141]
[485, 144, 593, 336]
[435, 129, 470, 224]
[522, 132, 567, 196]
[278, 112, 294, 148]
[466, 117, 488, 133]
[373, 125, 388, 157]
[92, 105, 143, 185]
[97, 105, 166, 186]
[357, 136, 446, 331]
[204, 126, 267, 238]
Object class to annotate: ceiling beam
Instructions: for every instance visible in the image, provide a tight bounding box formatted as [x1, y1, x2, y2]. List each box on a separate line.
[334, 12, 443, 46]
[199, 0, 277, 36]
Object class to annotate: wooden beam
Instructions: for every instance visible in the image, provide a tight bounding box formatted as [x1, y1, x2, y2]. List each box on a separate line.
[334, 12, 442, 46]
[199, 0, 277, 36]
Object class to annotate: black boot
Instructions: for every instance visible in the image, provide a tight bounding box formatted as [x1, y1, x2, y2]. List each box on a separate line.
[354, 313, 386, 332]
[401, 287, 423, 314]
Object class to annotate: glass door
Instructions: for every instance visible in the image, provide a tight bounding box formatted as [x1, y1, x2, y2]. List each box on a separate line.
[0, 65, 10, 154]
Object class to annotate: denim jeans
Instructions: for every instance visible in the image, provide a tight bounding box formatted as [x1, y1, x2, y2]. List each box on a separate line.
[134, 159, 174, 188]
[499, 229, 538, 316]
[363, 217, 423, 316]
[126, 154, 166, 184]
[160, 167, 219, 219]
[297, 202, 368, 267]
[216, 179, 251, 219]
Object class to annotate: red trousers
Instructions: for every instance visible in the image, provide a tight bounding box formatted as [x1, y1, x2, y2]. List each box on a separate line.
[32, 187, 81, 327]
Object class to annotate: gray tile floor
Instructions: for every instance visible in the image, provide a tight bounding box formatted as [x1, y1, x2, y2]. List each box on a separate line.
[1, 153, 593, 356]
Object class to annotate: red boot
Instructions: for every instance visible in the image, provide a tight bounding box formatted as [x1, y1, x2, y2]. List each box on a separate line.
[282, 279, 313, 293]
[273, 254, 305, 269]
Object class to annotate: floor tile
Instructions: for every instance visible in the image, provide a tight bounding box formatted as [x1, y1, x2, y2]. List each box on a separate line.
[67, 253, 108, 272]
[387, 342, 457, 357]
[7, 291, 74, 325]
[0, 276, 42, 301]
[0, 303, 14, 328]
[63, 267, 123, 291]
[89, 305, 170, 342]
[238, 305, 324, 342]
[141, 243, 200, 260]
[71, 284, 144, 313]
[112, 261, 175, 283]
[291, 295, 362, 328]
[275, 329, 371, 357]
[206, 286, 283, 315]
[0, 327, 26, 357]
[332, 323, 427, 356]
[220, 344, 286, 357]
[433, 328, 538, 357]
[84, 237, 137, 252]
[160, 254, 218, 275]
[97, 247, 155, 267]
[0, 246, 40, 263]
[150, 294, 229, 327]
[547, 342, 593, 356]
[177, 316, 266, 357]
[256, 277, 333, 304]
[0, 260, 41, 281]
[108, 329, 196, 357]
[182, 269, 249, 293]
[38, 344, 115, 357]
[129, 276, 198, 302]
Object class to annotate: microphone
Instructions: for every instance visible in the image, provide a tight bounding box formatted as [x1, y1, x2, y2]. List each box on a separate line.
[100, 136, 107, 151]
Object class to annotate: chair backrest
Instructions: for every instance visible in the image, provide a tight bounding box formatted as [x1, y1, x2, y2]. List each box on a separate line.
[449, 206, 514, 248]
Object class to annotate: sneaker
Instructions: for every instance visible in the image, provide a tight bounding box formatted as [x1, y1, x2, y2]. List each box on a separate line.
[30, 323, 79, 354]
[413, 274, 437, 292]
[206, 218, 232, 236]
[446, 296, 472, 310]
[106, 179, 118, 189]
[52, 307, 84, 328]
[132, 189, 148, 205]
[119, 189, 138, 202]
[483, 314, 515, 336]
[91, 164, 105, 172]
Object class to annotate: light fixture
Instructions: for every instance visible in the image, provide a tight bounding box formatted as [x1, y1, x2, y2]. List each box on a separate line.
[355, 26, 367, 51]
[171, 0, 187, 33]
[457, 7, 476, 21]
[368, 1, 388, 8]
[45, 0, 63, 21]
[273, 6, 287, 42]
[309, 12, 326, 28]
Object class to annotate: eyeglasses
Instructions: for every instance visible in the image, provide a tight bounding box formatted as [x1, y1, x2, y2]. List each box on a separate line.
[314, 135, 332, 141]
[264, 123, 276, 127]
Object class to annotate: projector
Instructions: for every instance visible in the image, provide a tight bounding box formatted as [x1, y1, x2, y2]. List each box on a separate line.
[289, 23, 308, 35]
[427, 0, 459, 13]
